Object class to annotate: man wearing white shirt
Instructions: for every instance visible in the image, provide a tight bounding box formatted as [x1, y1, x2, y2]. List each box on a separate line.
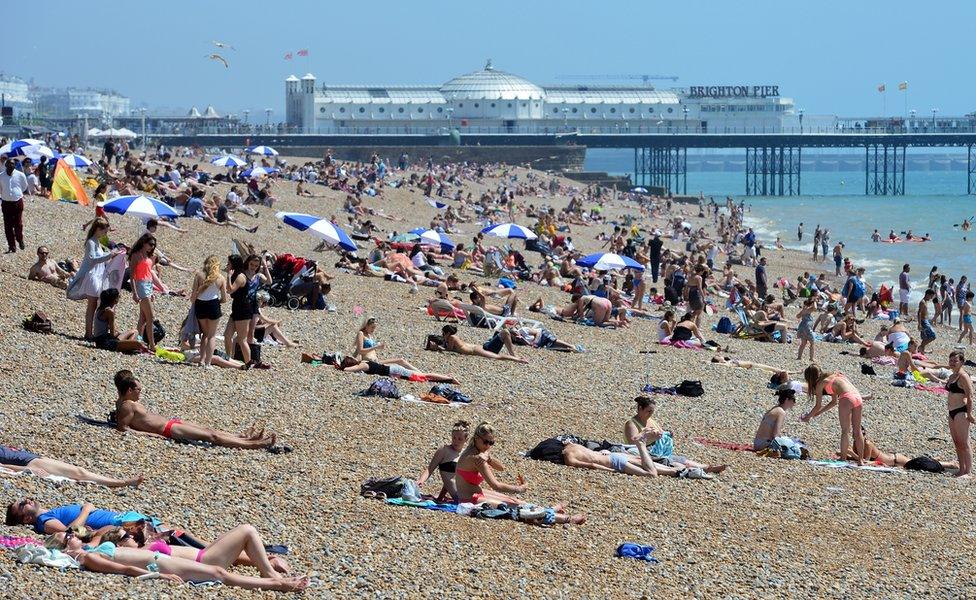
[0, 159, 30, 253]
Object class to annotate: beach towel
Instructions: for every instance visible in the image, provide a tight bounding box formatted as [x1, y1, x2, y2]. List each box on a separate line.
[616, 543, 660, 564]
[806, 460, 899, 474]
[0, 535, 43, 549]
[0, 465, 77, 486]
[15, 545, 80, 570]
[658, 339, 701, 350]
[384, 498, 458, 513]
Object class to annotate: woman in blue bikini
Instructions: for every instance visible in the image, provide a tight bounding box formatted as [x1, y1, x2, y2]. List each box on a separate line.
[352, 317, 384, 361]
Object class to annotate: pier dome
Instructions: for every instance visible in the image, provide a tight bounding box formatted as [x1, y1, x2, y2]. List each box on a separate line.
[440, 60, 545, 101]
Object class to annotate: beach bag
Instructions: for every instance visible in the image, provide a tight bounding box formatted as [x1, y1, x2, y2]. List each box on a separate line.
[768, 437, 804, 460]
[527, 438, 568, 464]
[467, 312, 490, 328]
[424, 335, 446, 351]
[715, 316, 735, 334]
[358, 378, 401, 399]
[23, 311, 53, 334]
[649, 431, 674, 457]
[429, 384, 471, 404]
[498, 277, 517, 289]
[903, 456, 944, 473]
[676, 380, 704, 397]
[360, 476, 407, 498]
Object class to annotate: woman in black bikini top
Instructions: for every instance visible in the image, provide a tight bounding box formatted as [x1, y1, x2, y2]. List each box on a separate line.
[945, 351, 973, 478]
[416, 421, 470, 502]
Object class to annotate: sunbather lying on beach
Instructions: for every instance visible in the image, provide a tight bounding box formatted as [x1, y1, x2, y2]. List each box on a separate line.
[511, 325, 585, 353]
[455, 423, 585, 525]
[560, 441, 696, 478]
[844, 426, 958, 470]
[436, 325, 528, 363]
[711, 355, 792, 373]
[754, 388, 798, 450]
[528, 296, 578, 319]
[312, 354, 460, 384]
[416, 420, 470, 503]
[45, 529, 307, 592]
[113, 370, 276, 449]
[0, 447, 142, 488]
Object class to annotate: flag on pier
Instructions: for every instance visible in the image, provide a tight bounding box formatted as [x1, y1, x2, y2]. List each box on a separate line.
[898, 81, 908, 91]
[297, 48, 309, 56]
[877, 84, 886, 93]
[50, 160, 90, 206]
[284, 52, 293, 60]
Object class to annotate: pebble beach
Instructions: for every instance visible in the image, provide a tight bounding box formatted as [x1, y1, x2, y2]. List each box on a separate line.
[0, 157, 974, 599]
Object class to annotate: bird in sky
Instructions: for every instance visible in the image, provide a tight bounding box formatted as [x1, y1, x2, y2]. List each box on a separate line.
[212, 40, 236, 50]
[207, 54, 229, 68]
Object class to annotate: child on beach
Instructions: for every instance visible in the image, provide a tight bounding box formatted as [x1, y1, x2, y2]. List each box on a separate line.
[795, 298, 817, 361]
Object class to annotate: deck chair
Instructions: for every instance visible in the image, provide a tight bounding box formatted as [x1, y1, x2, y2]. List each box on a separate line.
[457, 303, 507, 331]
[427, 299, 463, 322]
[732, 306, 772, 342]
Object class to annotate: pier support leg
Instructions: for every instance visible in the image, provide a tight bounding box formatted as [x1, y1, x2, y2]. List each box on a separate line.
[864, 144, 905, 195]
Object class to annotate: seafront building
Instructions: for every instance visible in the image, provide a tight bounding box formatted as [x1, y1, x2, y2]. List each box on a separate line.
[285, 60, 800, 134]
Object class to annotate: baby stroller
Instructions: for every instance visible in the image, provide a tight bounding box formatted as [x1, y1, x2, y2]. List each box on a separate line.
[264, 253, 306, 310]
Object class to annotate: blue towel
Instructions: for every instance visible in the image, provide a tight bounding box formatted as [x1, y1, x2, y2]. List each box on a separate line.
[616, 542, 659, 563]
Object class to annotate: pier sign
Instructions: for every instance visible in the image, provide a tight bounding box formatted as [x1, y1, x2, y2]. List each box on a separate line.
[689, 85, 780, 99]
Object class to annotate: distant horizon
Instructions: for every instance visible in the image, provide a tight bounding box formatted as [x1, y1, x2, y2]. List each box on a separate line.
[9, 0, 976, 121]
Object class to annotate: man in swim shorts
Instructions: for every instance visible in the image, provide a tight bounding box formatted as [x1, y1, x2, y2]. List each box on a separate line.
[898, 264, 911, 318]
[917, 288, 938, 354]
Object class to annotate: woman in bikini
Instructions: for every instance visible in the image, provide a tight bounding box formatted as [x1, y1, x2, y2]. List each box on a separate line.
[189, 255, 226, 368]
[46, 529, 307, 592]
[327, 355, 459, 384]
[455, 423, 585, 525]
[128, 234, 161, 352]
[668, 313, 706, 345]
[845, 426, 957, 470]
[946, 351, 974, 477]
[958, 291, 974, 346]
[800, 365, 866, 465]
[416, 420, 470, 502]
[92, 288, 148, 354]
[352, 317, 384, 361]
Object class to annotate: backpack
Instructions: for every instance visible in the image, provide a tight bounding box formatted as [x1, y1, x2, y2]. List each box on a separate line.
[903, 456, 945, 473]
[676, 380, 705, 397]
[23, 312, 53, 334]
[360, 476, 407, 498]
[715, 316, 735, 334]
[429, 384, 471, 404]
[357, 378, 401, 399]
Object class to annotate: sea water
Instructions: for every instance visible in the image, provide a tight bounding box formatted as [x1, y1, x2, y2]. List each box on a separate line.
[586, 151, 976, 288]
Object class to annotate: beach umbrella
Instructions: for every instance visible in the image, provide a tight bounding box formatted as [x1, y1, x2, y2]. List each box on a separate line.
[576, 252, 645, 272]
[99, 195, 179, 221]
[630, 187, 649, 193]
[246, 145, 279, 156]
[210, 154, 246, 167]
[276, 211, 357, 252]
[481, 223, 538, 240]
[426, 198, 448, 209]
[241, 166, 277, 178]
[59, 153, 93, 168]
[407, 227, 455, 249]
[0, 138, 54, 159]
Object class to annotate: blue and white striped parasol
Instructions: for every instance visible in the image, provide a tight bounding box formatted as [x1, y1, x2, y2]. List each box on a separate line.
[407, 228, 455, 249]
[210, 155, 247, 167]
[575, 252, 645, 272]
[426, 198, 448, 210]
[99, 195, 180, 220]
[241, 166, 277, 178]
[59, 153, 93, 168]
[480, 222, 538, 240]
[246, 145, 279, 156]
[276, 212, 357, 252]
[0, 138, 54, 160]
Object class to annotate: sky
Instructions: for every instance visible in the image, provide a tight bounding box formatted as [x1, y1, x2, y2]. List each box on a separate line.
[7, 0, 976, 122]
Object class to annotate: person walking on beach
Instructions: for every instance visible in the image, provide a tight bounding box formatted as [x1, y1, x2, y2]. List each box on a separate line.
[820, 229, 830, 263]
[795, 298, 817, 361]
[812, 226, 821, 262]
[957, 276, 970, 327]
[958, 291, 974, 346]
[648, 233, 663, 283]
[0, 158, 29, 253]
[755, 256, 768, 300]
[917, 288, 939, 354]
[898, 264, 912, 319]
[797, 222, 804, 242]
[832, 242, 843, 277]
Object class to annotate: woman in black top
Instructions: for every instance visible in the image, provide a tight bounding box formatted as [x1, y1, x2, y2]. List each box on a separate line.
[416, 421, 470, 502]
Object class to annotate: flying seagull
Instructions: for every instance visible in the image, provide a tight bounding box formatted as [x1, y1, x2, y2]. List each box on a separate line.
[212, 40, 236, 50]
[207, 54, 229, 68]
